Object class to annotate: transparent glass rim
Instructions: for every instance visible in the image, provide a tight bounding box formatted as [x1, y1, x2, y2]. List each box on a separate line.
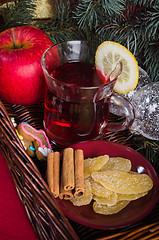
[41, 40, 116, 90]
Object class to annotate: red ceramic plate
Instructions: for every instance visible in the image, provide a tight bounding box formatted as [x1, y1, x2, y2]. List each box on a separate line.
[57, 140, 159, 229]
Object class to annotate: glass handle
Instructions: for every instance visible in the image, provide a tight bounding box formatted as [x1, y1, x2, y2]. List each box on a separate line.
[105, 92, 135, 132]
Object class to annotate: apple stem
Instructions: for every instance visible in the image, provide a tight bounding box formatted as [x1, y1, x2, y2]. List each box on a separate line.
[11, 28, 18, 49]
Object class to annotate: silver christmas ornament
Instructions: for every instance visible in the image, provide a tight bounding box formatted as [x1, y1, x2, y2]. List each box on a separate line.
[125, 66, 150, 102]
[130, 82, 159, 140]
[110, 66, 150, 116]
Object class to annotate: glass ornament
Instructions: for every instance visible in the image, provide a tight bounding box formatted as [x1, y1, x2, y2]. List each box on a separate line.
[110, 67, 150, 116]
[125, 66, 150, 102]
[130, 82, 159, 140]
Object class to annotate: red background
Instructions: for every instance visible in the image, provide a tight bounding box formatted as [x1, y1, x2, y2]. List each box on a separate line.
[0, 151, 38, 240]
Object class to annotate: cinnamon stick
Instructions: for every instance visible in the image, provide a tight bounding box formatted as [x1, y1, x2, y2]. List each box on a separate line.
[53, 151, 60, 197]
[47, 152, 60, 198]
[62, 148, 75, 191]
[59, 177, 73, 200]
[47, 152, 54, 194]
[74, 149, 85, 198]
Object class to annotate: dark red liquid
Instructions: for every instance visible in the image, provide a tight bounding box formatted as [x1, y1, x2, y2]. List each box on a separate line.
[44, 62, 110, 146]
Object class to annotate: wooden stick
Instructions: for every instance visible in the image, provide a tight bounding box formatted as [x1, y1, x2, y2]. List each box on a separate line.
[74, 149, 85, 198]
[62, 148, 75, 191]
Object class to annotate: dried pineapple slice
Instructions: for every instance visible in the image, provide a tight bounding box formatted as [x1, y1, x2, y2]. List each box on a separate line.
[92, 170, 153, 194]
[90, 177, 113, 197]
[117, 191, 148, 201]
[93, 192, 117, 206]
[100, 157, 132, 172]
[84, 155, 109, 178]
[93, 200, 130, 215]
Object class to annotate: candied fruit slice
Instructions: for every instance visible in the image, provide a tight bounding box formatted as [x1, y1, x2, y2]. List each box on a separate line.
[93, 200, 130, 215]
[117, 191, 148, 201]
[93, 192, 117, 206]
[84, 155, 109, 178]
[100, 157, 132, 172]
[91, 170, 153, 194]
[90, 177, 113, 197]
[70, 178, 92, 206]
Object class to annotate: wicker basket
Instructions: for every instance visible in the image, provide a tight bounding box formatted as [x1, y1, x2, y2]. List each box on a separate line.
[0, 99, 159, 240]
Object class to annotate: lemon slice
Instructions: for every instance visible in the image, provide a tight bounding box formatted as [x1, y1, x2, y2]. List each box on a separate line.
[95, 41, 139, 94]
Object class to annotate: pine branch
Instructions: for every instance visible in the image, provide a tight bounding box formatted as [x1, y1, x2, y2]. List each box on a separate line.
[133, 0, 157, 7]
[34, 0, 97, 42]
[39, 23, 84, 43]
[133, 5, 159, 42]
[133, 136, 159, 174]
[0, 0, 36, 31]
[73, 0, 125, 30]
[144, 43, 159, 82]
[142, 5, 159, 40]
[36, 18, 96, 43]
[73, 0, 100, 30]
[55, 0, 71, 21]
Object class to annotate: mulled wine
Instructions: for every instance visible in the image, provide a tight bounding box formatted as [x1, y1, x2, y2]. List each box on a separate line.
[44, 62, 110, 145]
[41, 40, 134, 146]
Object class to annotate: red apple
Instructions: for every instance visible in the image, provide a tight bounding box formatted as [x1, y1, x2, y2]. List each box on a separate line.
[0, 25, 53, 105]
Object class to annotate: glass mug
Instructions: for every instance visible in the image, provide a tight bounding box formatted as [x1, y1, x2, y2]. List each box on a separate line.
[41, 40, 134, 146]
